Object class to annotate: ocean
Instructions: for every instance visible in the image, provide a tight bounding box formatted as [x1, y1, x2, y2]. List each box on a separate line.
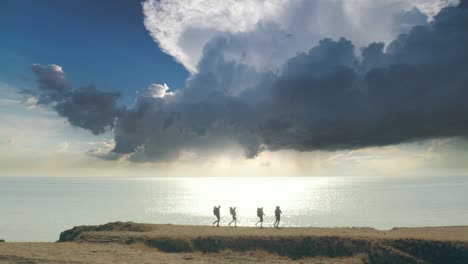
[1, 176, 467, 242]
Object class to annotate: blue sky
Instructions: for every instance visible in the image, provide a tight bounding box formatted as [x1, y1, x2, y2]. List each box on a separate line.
[0, 0, 188, 104]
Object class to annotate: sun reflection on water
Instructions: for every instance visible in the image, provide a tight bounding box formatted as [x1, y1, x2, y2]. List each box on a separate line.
[146, 177, 337, 226]
[3, 176, 468, 241]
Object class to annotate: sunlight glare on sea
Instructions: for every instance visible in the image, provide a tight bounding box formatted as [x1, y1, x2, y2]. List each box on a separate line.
[1, 176, 468, 242]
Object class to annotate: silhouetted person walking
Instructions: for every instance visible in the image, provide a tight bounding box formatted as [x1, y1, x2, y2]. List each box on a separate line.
[212, 205, 221, 227]
[255, 207, 265, 228]
[274, 206, 282, 228]
[229, 207, 237, 227]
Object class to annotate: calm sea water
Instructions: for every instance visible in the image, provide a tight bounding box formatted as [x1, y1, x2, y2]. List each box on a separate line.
[1, 176, 468, 242]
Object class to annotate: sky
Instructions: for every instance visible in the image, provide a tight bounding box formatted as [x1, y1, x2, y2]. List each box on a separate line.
[1, 0, 468, 177]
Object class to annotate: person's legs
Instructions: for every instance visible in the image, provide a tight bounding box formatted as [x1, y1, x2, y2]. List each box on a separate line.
[275, 217, 280, 228]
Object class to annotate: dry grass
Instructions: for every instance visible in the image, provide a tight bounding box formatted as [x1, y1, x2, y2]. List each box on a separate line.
[0, 242, 367, 264]
[2, 222, 468, 263]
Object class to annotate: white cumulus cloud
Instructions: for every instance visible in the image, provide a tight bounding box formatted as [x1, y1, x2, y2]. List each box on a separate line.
[143, 0, 457, 73]
[143, 83, 174, 98]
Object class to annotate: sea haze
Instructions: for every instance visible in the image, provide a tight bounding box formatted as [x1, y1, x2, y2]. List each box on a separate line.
[1, 176, 467, 242]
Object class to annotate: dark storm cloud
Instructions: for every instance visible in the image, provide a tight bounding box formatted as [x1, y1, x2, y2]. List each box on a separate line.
[392, 8, 428, 34]
[258, 5, 468, 152]
[30, 64, 69, 103]
[459, 0, 468, 9]
[112, 90, 261, 161]
[110, 37, 266, 161]
[113, 4, 468, 161]
[31, 4, 468, 162]
[55, 86, 122, 135]
[30, 65, 122, 135]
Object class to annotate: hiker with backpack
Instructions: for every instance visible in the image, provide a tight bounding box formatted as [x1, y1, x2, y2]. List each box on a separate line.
[255, 207, 265, 228]
[274, 206, 282, 228]
[212, 205, 221, 227]
[229, 206, 237, 227]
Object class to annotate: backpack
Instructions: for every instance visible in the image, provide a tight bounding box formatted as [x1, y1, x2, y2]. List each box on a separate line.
[230, 207, 234, 215]
[213, 206, 217, 215]
[257, 208, 261, 217]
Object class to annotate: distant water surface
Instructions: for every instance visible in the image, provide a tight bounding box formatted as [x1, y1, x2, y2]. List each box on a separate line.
[1, 176, 468, 242]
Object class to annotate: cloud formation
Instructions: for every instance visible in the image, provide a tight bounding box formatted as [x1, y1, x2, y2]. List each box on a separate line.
[128, 3, 468, 161]
[30, 64, 69, 103]
[143, 0, 456, 73]
[31, 2, 468, 162]
[55, 86, 122, 135]
[30, 65, 122, 135]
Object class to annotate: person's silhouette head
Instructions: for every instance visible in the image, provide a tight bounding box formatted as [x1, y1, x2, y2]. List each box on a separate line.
[276, 206, 280, 209]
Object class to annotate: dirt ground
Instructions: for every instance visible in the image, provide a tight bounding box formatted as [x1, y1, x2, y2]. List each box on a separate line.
[2, 223, 468, 263]
[0, 242, 365, 264]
